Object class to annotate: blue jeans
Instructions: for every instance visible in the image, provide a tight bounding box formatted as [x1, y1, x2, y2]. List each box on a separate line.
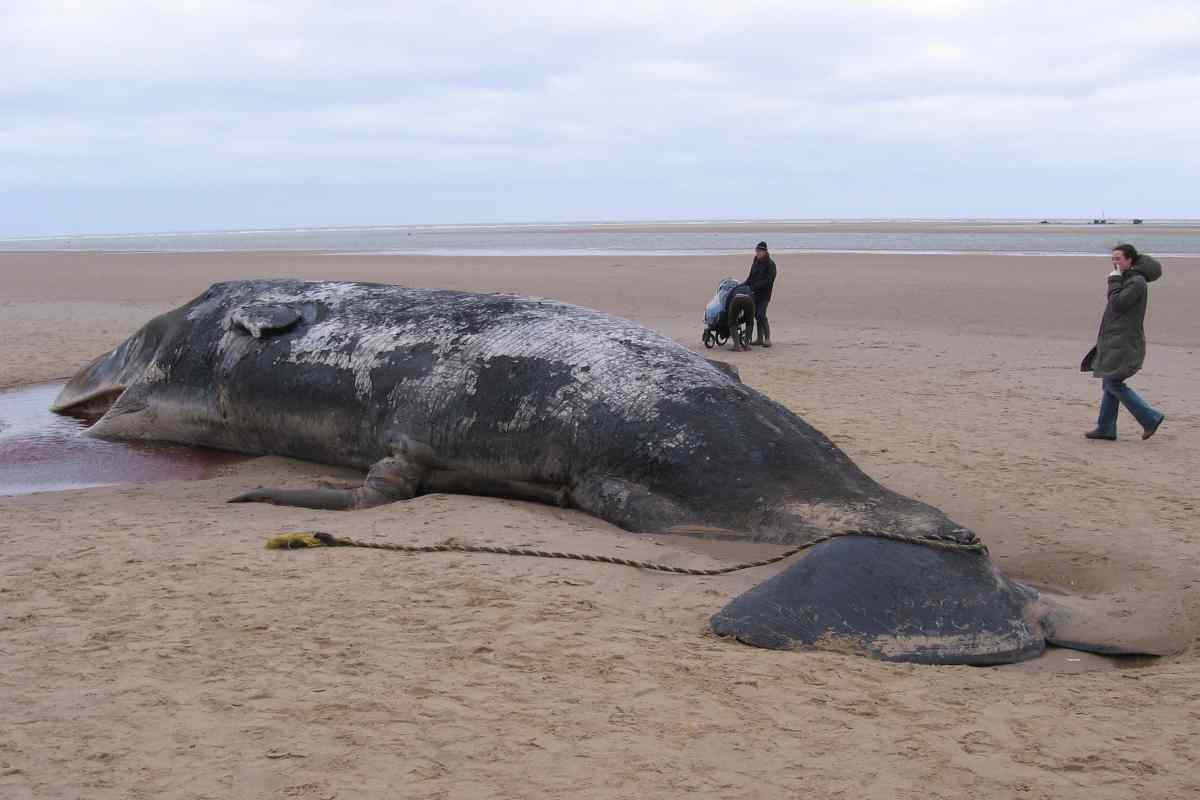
[1096, 378, 1162, 436]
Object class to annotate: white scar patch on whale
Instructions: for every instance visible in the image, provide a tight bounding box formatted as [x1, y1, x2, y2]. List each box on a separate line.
[283, 319, 419, 398]
[422, 294, 735, 428]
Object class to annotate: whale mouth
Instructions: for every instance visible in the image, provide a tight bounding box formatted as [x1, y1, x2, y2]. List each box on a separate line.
[50, 385, 127, 419]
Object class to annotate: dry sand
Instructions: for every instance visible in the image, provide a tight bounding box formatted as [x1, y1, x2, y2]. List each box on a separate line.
[1, 249, 1198, 799]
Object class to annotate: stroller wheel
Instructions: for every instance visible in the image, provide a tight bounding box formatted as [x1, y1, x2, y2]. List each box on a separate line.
[702, 331, 715, 349]
[735, 320, 753, 350]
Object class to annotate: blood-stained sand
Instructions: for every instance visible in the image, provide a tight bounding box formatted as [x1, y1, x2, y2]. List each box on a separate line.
[0, 382, 246, 497]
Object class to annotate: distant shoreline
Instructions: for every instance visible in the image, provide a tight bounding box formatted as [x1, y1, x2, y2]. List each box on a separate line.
[3, 218, 1200, 245]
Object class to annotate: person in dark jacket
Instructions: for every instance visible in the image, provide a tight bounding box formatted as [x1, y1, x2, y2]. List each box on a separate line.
[1081, 243, 1165, 441]
[745, 241, 777, 347]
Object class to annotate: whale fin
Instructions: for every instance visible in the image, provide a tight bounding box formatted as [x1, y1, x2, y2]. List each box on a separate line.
[229, 455, 424, 510]
[228, 448, 574, 512]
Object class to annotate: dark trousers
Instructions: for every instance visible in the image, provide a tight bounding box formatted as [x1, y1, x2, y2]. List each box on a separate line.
[752, 295, 770, 338]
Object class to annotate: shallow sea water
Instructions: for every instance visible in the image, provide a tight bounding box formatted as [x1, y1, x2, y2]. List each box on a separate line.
[2, 220, 1199, 256]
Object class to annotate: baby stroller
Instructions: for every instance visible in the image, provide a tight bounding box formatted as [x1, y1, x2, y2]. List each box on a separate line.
[702, 278, 756, 351]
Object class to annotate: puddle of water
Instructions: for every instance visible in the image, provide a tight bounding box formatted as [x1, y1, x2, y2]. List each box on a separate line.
[0, 382, 246, 497]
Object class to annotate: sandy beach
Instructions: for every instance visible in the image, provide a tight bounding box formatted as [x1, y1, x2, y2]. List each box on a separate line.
[1, 248, 1198, 798]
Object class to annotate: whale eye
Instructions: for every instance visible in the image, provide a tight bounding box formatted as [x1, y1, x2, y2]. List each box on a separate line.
[231, 304, 302, 338]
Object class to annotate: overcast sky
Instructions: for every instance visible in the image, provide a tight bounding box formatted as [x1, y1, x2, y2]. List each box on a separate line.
[2, 1, 1197, 236]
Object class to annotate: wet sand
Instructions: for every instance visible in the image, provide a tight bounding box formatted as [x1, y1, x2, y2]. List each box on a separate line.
[1, 249, 1198, 798]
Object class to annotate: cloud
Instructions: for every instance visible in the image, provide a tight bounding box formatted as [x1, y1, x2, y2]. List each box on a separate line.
[1, 1, 1197, 233]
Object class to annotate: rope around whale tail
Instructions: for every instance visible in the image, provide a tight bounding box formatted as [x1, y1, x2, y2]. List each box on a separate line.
[265, 529, 988, 576]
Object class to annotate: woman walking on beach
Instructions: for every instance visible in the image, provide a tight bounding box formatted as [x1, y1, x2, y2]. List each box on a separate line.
[1082, 243, 1165, 441]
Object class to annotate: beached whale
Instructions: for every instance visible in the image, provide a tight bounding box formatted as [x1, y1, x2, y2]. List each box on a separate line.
[52, 280, 1163, 664]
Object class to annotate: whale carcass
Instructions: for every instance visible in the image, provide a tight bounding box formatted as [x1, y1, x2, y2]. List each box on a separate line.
[52, 280, 1162, 664]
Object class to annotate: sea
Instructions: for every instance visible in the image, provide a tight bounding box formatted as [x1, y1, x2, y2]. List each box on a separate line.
[2, 219, 1199, 257]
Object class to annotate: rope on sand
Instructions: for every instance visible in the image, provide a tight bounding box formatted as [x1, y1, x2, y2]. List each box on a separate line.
[265, 528, 987, 576]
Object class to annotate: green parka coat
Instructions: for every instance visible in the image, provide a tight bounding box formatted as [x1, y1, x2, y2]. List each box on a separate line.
[1082, 254, 1163, 381]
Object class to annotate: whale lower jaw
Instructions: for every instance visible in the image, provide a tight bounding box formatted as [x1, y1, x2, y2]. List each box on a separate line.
[50, 385, 127, 416]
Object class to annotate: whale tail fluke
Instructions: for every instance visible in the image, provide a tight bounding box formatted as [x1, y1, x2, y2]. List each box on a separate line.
[711, 535, 1047, 665]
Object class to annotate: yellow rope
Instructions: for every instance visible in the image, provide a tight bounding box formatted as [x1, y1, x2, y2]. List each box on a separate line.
[267, 532, 326, 549]
[266, 528, 986, 576]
